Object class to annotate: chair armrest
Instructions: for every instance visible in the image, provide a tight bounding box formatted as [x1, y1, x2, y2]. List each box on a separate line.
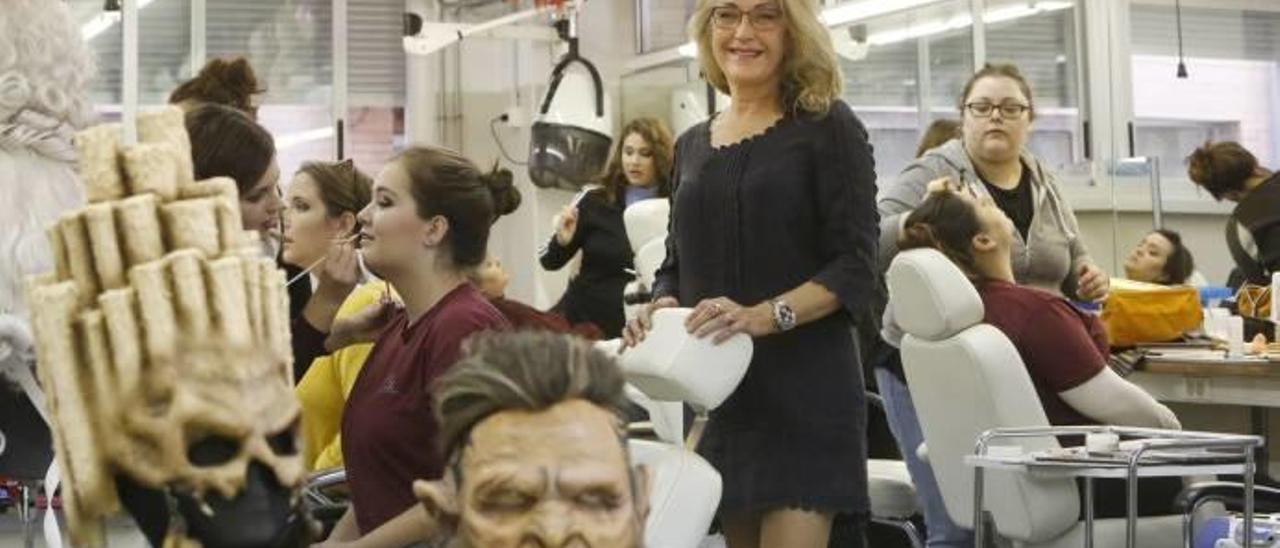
[304, 467, 349, 507]
[1175, 481, 1280, 514]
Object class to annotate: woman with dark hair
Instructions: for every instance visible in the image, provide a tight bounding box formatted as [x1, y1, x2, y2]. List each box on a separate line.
[1187, 141, 1280, 287]
[170, 56, 265, 118]
[184, 103, 283, 252]
[281, 159, 374, 382]
[314, 146, 519, 547]
[874, 63, 1106, 547]
[1123, 229, 1196, 285]
[541, 117, 675, 338]
[900, 182, 1182, 518]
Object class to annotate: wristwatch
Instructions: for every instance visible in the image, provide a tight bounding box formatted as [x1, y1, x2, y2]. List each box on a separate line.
[770, 298, 797, 332]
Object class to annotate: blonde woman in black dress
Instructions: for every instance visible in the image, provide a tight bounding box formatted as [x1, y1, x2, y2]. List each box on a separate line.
[624, 0, 879, 546]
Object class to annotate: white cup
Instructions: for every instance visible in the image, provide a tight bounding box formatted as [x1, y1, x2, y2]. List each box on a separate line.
[1086, 432, 1120, 453]
[1228, 315, 1245, 357]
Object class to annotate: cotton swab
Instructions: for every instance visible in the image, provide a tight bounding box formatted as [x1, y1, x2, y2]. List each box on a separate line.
[285, 233, 361, 287]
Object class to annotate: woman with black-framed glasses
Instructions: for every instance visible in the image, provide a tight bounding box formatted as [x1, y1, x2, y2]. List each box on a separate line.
[871, 63, 1107, 547]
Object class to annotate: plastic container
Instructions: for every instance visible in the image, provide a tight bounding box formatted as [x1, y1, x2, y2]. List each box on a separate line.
[1200, 285, 1235, 309]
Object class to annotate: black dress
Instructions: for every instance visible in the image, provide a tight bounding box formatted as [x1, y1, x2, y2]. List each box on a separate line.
[653, 100, 878, 514]
[540, 192, 635, 338]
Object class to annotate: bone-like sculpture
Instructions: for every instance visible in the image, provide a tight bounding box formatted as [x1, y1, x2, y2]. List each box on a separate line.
[26, 107, 301, 547]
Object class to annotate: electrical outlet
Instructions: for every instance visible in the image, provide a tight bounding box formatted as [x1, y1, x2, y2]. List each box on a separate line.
[502, 106, 531, 128]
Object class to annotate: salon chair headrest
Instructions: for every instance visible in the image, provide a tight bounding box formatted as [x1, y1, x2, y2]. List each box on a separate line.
[596, 308, 752, 411]
[623, 199, 669, 253]
[888, 249, 984, 341]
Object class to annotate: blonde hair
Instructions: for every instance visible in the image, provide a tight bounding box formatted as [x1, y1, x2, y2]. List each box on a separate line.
[688, 0, 844, 116]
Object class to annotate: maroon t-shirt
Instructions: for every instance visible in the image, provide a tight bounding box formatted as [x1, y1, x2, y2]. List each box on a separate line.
[341, 283, 509, 533]
[978, 280, 1107, 427]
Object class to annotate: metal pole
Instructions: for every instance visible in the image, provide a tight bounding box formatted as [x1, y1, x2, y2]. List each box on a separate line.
[1148, 156, 1163, 229]
[122, 0, 139, 145]
[191, 0, 206, 74]
[971, 0, 986, 69]
[333, 0, 348, 160]
[1083, 477, 1095, 548]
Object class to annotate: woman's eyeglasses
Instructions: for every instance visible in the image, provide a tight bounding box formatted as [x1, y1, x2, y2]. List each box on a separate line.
[965, 102, 1031, 118]
[710, 5, 783, 31]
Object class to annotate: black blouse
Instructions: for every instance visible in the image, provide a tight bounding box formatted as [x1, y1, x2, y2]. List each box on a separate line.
[652, 100, 879, 513]
[539, 192, 635, 337]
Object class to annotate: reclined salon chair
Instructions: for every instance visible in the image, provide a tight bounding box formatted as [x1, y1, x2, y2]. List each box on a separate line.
[887, 248, 1185, 547]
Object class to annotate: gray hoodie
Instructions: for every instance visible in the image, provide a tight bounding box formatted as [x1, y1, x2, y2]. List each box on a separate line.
[878, 138, 1093, 346]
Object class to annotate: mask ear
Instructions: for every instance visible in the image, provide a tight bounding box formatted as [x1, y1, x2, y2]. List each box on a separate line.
[414, 479, 460, 534]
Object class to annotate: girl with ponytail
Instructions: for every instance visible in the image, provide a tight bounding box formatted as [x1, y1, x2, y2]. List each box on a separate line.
[316, 146, 519, 544]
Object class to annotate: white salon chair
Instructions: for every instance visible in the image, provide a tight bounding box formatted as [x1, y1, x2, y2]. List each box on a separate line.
[888, 248, 1182, 547]
[598, 307, 752, 548]
[621, 200, 670, 323]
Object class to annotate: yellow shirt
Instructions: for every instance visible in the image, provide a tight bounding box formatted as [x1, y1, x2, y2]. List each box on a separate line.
[296, 282, 389, 471]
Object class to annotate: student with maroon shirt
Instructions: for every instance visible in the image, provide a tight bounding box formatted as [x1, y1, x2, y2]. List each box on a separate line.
[315, 146, 520, 547]
[898, 180, 1183, 521]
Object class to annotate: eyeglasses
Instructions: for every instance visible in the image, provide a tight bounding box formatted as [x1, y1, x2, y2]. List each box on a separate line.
[709, 5, 784, 31]
[965, 102, 1031, 118]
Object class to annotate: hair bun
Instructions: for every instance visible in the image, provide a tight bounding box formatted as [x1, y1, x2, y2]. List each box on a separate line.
[1186, 142, 1215, 186]
[482, 165, 521, 218]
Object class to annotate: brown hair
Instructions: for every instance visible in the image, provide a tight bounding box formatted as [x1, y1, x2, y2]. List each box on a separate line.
[297, 159, 373, 228]
[688, 0, 843, 116]
[959, 63, 1036, 121]
[1152, 229, 1196, 285]
[916, 119, 961, 158]
[396, 146, 522, 268]
[1187, 141, 1265, 201]
[599, 117, 675, 205]
[899, 191, 985, 277]
[434, 331, 630, 464]
[185, 104, 275, 196]
[169, 57, 265, 118]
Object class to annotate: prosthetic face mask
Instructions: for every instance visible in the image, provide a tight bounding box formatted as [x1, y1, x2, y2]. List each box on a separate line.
[417, 399, 648, 548]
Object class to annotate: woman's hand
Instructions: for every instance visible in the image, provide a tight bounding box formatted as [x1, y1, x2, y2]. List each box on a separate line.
[622, 296, 678, 348]
[686, 297, 775, 345]
[554, 206, 579, 246]
[325, 294, 400, 352]
[925, 176, 960, 196]
[316, 237, 361, 293]
[1076, 262, 1110, 301]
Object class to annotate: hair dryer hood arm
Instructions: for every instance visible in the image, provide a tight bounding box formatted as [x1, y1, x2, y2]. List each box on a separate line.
[528, 56, 614, 191]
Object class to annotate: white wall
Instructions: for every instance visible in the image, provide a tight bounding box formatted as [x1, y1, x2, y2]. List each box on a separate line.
[446, 1, 637, 309]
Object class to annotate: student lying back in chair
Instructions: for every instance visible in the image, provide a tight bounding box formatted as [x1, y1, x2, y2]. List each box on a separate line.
[899, 180, 1186, 518]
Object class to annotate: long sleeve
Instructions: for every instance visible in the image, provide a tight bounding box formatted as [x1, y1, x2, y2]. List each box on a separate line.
[539, 213, 584, 271]
[652, 137, 684, 302]
[291, 316, 328, 383]
[876, 161, 945, 272]
[811, 102, 880, 316]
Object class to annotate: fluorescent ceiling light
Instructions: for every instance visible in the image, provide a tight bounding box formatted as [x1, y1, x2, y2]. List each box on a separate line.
[276, 126, 336, 151]
[81, 0, 158, 41]
[822, 0, 949, 28]
[867, 1, 1073, 46]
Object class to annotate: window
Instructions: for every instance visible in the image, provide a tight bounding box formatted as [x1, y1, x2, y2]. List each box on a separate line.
[839, 0, 974, 182]
[984, 0, 1085, 178]
[1130, 1, 1280, 197]
[348, 0, 406, 175]
[207, 0, 334, 177]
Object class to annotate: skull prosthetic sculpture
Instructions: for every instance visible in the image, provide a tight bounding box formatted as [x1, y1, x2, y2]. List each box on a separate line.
[25, 107, 306, 546]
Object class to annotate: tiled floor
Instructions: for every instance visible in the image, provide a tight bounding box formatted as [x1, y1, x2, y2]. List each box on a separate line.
[0, 513, 145, 547]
